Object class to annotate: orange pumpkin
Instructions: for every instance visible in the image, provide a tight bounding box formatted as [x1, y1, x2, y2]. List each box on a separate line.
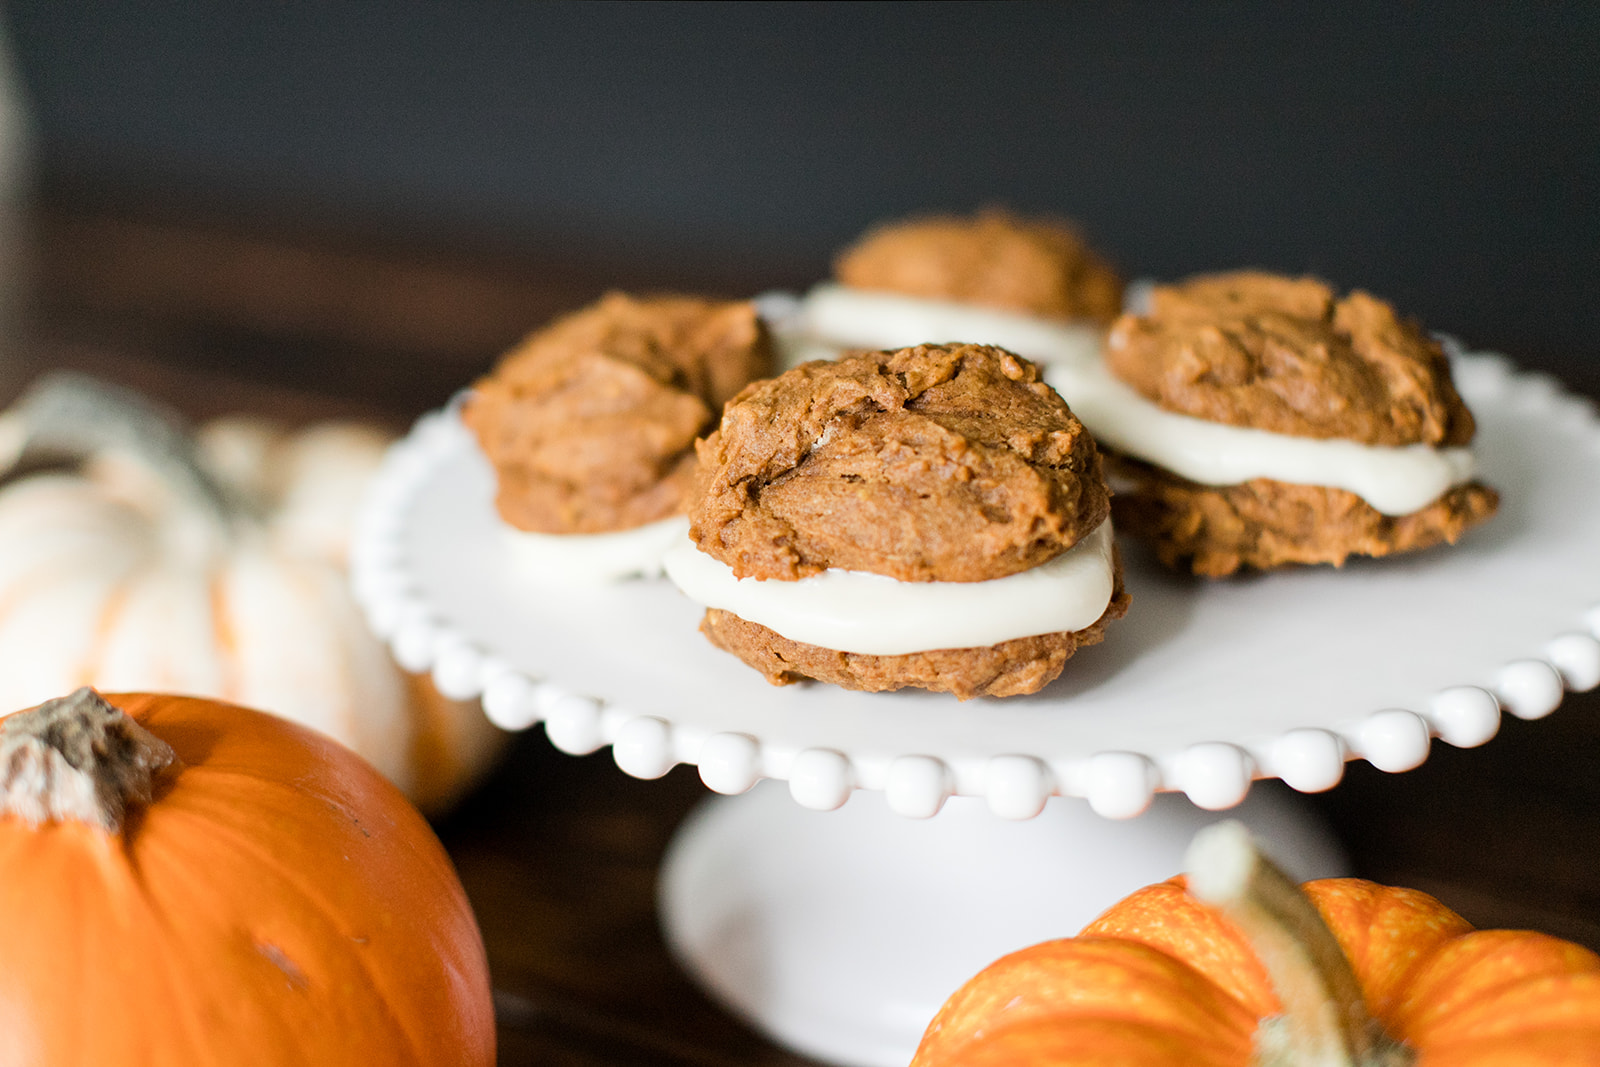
[914, 822, 1600, 1066]
[0, 688, 496, 1065]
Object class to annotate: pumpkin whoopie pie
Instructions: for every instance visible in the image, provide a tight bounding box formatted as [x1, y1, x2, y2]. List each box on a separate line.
[767, 209, 1123, 375]
[663, 343, 1129, 699]
[463, 292, 774, 580]
[1084, 271, 1498, 576]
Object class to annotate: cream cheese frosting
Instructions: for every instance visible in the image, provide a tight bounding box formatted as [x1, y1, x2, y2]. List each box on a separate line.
[1041, 353, 1476, 516]
[778, 283, 1104, 368]
[504, 514, 689, 585]
[776, 284, 1476, 516]
[663, 519, 1116, 656]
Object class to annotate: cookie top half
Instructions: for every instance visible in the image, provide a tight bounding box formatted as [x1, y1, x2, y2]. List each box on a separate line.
[834, 210, 1125, 325]
[689, 343, 1109, 583]
[464, 292, 773, 534]
[1106, 272, 1475, 447]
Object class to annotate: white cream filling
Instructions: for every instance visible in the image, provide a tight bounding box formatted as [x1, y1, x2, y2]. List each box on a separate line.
[779, 284, 1476, 516]
[663, 519, 1116, 656]
[1041, 356, 1476, 516]
[785, 282, 1105, 368]
[504, 514, 690, 585]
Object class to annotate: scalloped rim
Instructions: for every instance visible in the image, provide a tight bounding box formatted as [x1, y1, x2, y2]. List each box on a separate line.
[350, 360, 1600, 821]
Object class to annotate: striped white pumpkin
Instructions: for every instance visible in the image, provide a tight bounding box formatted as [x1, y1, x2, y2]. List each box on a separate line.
[0, 382, 502, 812]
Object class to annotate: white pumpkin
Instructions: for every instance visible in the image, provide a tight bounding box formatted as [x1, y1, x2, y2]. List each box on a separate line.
[0, 374, 503, 812]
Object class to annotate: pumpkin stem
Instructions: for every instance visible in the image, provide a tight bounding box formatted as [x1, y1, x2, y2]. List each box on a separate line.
[1186, 822, 1414, 1067]
[0, 372, 244, 528]
[0, 688, 177, 833]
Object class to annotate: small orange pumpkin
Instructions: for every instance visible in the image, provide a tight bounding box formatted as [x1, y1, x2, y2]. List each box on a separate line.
[914, 822, 1600, 1066]
[0, 688, 496, 1065]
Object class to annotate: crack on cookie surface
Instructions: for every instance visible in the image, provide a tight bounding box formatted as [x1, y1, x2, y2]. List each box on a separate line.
[1106, 272, 1476, 447]
[690, 344, 1109, 583]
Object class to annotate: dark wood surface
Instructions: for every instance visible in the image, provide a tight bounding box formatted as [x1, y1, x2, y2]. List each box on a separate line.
[15, 197, 1600, 1065]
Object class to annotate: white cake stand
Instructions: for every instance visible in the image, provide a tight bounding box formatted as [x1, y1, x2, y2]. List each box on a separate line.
[352, 354, 1600, 1066]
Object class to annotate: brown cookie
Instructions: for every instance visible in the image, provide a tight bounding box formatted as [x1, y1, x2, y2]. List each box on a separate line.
[835, 210, 1125, 325]
[463, 292, 773, 534]
[700, 566, 1130, 700]
[1106, 271, 1475, 446]
[690, 344, 1109, 583]
[1106, 454, 1501, 577]
[682, 343, 1122, 698]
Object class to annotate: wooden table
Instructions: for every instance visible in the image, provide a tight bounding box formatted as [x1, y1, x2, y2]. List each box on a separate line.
[15, 197, 1600, 1065]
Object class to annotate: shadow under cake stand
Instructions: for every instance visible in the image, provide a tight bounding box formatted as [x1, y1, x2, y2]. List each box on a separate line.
[352, 354, 1600, 1067]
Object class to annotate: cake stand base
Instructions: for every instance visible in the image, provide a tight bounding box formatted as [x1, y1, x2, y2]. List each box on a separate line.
[659, 779, 1345, 1067]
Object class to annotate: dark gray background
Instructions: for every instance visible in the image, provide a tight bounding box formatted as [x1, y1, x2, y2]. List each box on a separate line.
[8, 3, 1597, 380]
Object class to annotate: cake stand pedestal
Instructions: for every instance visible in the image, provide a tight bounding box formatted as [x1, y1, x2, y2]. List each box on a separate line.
[352, 355, 1600, 1066]
[659, 780, 1342, 1066]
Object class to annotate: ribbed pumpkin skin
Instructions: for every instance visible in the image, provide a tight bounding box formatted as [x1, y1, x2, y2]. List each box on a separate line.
[913, 877, 1600, 1067]
[0, 693, 495, 1066]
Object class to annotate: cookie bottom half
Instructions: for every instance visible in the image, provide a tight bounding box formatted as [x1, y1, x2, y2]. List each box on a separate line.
[1105, 454, 1499, 577]
[699, 565, 1130, 700]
